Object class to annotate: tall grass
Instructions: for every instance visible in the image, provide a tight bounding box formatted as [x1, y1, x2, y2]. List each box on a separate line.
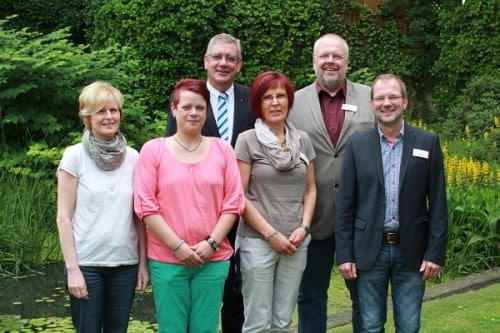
[445, 185, 499, 278]
[0, 168, 59, 276]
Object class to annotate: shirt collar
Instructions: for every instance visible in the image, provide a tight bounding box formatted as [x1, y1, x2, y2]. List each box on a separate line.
[207, 81, 234, 98]
[378, 122, 405, 140]
[315, 79, 346, 98]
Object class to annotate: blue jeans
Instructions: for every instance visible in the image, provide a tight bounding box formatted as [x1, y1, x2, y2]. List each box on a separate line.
[357, 243, 425, 333]
[297, 235, 362, 333]
[66, 264, 138, 333]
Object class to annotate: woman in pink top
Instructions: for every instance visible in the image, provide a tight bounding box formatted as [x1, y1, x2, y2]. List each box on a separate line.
[134, 78, 245, 333]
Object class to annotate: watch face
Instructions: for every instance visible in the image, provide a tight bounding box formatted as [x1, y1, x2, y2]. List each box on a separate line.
[207, 237, 218, 249]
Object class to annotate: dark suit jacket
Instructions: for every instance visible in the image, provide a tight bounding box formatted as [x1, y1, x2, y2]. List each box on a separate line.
[166, 83, 256, 147]
[335, 123, 448, 271]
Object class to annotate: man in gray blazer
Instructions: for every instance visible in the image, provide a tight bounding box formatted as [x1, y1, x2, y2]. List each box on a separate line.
[335, 74, 448, 332]
[289, 33, 375, 333]
[167, 33, 256, 333]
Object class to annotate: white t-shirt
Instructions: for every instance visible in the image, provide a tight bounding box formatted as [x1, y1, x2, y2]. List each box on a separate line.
[58, 143, 139, 266]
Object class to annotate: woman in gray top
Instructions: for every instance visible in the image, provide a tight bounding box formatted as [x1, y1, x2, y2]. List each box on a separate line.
[234, 71, 317, 332]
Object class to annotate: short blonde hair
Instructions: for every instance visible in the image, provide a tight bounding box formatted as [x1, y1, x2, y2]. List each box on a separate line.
[79, 81, 124, 130]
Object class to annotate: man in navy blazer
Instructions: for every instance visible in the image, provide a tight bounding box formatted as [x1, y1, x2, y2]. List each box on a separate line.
[167, 33, 255, 333]
[335, 73, 448, 332]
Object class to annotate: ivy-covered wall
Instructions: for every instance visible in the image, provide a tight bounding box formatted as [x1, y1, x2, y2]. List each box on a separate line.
[0, 0, 497, 170]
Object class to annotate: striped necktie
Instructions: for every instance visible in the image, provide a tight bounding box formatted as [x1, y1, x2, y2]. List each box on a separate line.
[217, 93, 230, 142]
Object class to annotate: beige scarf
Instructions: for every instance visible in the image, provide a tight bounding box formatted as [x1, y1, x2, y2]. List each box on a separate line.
[254, 118, 309, 171]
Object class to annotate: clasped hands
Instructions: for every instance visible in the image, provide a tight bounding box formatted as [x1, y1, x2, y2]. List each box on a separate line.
[268, 226, 308, 256]
[173, 240, 215, 268]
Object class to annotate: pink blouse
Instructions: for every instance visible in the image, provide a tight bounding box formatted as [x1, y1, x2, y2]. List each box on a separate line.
[134, 137, 245, 264]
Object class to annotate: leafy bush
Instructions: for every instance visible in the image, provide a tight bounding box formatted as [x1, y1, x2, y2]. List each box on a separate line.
[0, 0, 88, 44]
[432, 0, 499, 121]
[0, 18, 160, 177]
[85, 0, 407, 113]
[445, 185, 499, 278]
[437, 74, 500, 163]
[379, 0, 441, 122]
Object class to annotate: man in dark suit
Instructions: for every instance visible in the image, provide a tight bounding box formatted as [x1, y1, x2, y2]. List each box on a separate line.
[335, 73, 448, 332]
[289, 33, 374, 333]
[166, 33, 256, 332]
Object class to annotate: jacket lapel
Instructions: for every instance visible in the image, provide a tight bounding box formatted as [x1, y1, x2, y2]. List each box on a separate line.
[370, 128, 385, 189]
[231, 85, 246, 145]
[306, 84, 334, 150]
[399, 123, 415, 194]
[204, 103, 219, 137]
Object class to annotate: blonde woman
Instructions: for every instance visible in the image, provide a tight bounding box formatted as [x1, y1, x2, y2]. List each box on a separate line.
[56, 81, 148, 332]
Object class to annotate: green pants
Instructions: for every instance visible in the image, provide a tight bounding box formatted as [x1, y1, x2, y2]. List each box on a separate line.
[150, 259, 230, 333]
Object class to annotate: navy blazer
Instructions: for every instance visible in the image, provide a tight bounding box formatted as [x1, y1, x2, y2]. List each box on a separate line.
[335, 123, 448, 271]
[166, 83, 256, 148]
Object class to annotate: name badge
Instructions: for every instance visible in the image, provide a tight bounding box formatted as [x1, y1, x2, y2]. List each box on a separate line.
[412, 148, 429, 159]
[342, 104, 358, 112]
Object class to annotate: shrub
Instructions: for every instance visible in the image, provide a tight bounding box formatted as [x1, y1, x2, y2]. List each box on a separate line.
[433, 0, 499, 122]
[445, 185, 499, 278]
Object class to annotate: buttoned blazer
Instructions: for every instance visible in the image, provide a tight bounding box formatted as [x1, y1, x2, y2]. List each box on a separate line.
[288, 80, 375, 239]
[166, 83, 255, 147]
[335, 123, 448, 271]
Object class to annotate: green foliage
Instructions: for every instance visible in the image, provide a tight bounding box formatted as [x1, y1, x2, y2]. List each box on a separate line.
[436, 74, 500, 162]
[220, 0, 334, 88]
[379, 0, 442, 122]
[0, 0, 88, 44]
[0, 18, 159, 176]
[0, 167, 59, 276]
[86, 0, 220, 112]
[227, 0, 407, 88]
[445, 185, 500, 278]
[433, 0, 499, 121]
[0, 0, 498, 281]
[335, 1, 409, 77]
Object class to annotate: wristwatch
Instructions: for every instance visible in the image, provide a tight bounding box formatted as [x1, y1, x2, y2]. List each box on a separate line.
[206, 236, 219, 251]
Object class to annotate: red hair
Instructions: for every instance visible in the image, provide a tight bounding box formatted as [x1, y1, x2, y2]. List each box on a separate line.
[172, 79, 210, 107]
[250, 71, 295, 119]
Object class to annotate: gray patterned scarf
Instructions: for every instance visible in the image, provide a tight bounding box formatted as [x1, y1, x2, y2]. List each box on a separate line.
[82, 130, 126, 171]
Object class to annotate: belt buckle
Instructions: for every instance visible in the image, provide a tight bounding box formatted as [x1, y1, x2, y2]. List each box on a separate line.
[386, 232, 398, 244]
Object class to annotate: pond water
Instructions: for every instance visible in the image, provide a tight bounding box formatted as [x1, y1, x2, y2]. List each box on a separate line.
[0, 262, 156, 323]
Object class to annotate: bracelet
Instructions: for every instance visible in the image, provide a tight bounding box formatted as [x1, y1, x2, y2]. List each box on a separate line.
[171, 240, 185, 253]
[265, 230, 278, 240]
[300, 224, 310, 235]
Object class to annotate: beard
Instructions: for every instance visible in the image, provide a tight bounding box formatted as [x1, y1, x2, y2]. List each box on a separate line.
[316, 68, 347, 93]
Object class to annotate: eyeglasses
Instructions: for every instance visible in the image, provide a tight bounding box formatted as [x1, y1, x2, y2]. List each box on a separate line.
[207, 54, 241, 64]
[315, 53, 345, 62]
[372, 95, 403, 103]
[261, 93, 288, 104]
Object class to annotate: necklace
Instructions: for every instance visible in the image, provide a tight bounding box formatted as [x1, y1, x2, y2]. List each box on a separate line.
[173, 135, 203, 153]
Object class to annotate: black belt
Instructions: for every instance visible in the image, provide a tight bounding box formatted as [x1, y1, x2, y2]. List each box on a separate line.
[383, 232, 400, 244]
